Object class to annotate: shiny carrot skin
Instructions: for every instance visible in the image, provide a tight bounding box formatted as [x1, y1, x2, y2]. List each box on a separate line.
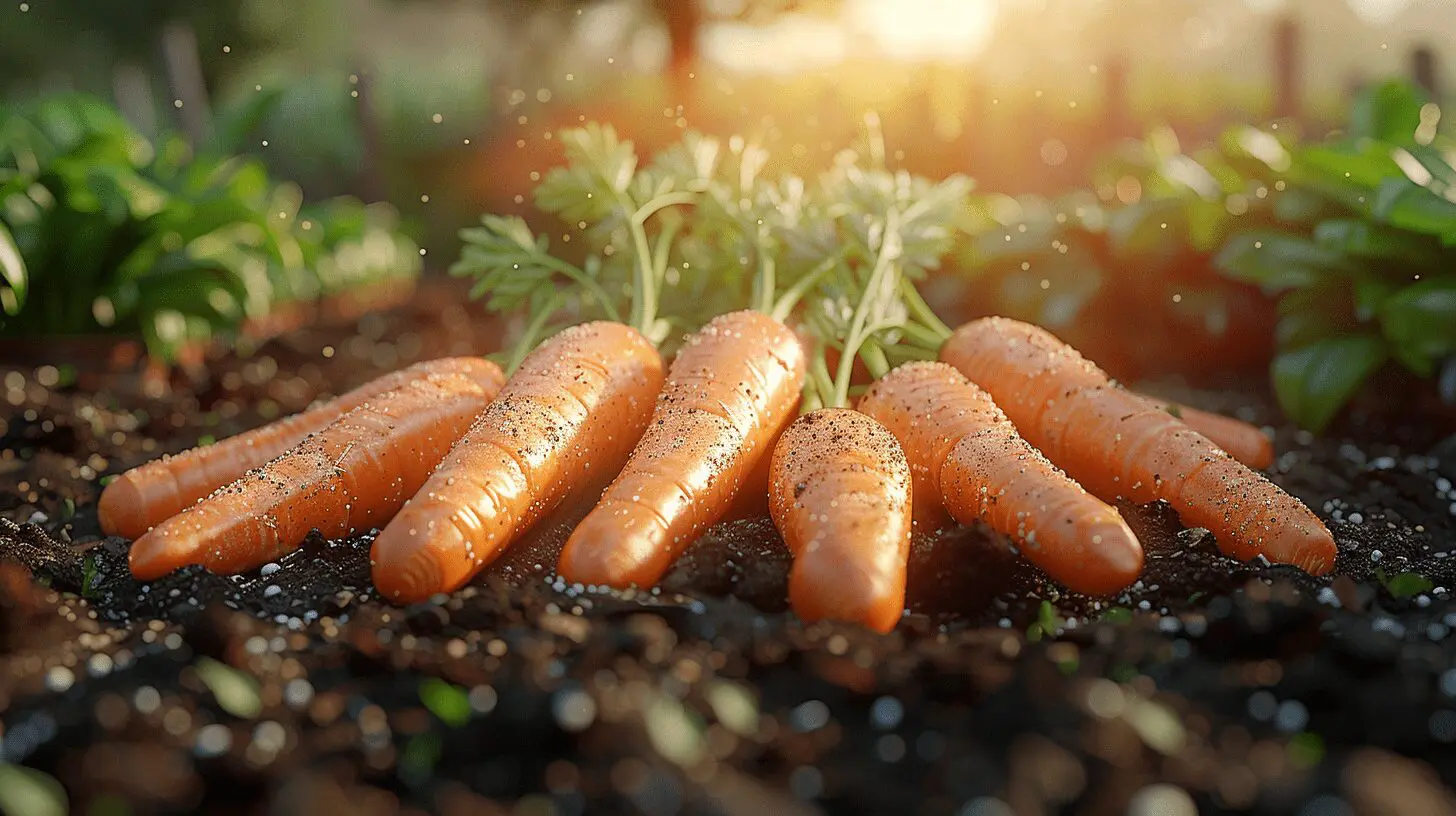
[371, 322, 664, 603]
[99, 358, 482, 540]
[769, 408, 913, 633]
[940, 317, 1336, 574]
[128, 358, 506, 580]
[858, 362, 1143, 595]
[557, 310, 805, 588]
[1146, 400, 1276, 471]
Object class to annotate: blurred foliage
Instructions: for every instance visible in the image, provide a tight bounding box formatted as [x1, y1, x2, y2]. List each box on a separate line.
[955, 79, 1456, 433]
[0, 93, 420, 362]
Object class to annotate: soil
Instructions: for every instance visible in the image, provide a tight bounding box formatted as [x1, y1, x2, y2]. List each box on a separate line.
[3, 277, 1456, 815]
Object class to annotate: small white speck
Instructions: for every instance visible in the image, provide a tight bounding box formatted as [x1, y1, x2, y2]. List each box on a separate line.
[46, 666, 75, 693]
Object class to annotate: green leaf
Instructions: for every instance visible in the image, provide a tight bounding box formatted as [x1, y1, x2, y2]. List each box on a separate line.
[1214, 231, 1355, 291]
[1313, 218, 1441, 266]
[1384, 571, 1434, 599]
[1371, 178, 1456, 237]
[0, 220, 27, 316]
[195, 657, 263, 719]
[1348, 80, 1427, 143]
[419, 678, 472, 728]
[1353, 277, 1400, 321]
[1298, 143, 1405, 206]
[204, 87, 285, 157]
[1379, 277, 1456, 376]
[1272, 334, 1387, 433]
[81, 552, 98, 598]
[1273, 187, 1346, 225]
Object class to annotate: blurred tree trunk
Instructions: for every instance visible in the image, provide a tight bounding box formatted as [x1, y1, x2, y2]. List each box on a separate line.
[652, 0, 701, 109]
[112, 63, 159, 139]
[160, 20, 212, 146]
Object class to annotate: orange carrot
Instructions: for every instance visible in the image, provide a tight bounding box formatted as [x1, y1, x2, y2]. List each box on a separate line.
[768, 408, 912, 633]
[556, 310, 805, 588]
[99, 358, 483, 540]
[1146, 399, 1276, 471]
[128, 358, 506, 579]
[858, 361, 1143, 595]
[940, 317, 1336, 574]
[370, 322, 665, 603]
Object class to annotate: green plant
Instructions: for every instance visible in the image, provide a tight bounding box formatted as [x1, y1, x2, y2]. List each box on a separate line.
[956, 79, 1456, 432]
[1212, 81, 1456, 432]
[0, 93, 419, 362]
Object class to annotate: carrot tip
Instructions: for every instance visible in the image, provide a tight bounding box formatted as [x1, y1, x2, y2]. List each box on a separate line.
[371, 535, 450, 604]
[787, 552, 904, 635]
[98, 477, 147, 540]
[127, 533, 192, 581]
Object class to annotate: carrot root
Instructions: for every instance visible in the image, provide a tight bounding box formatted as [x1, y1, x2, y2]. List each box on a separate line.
[99, 357, 486, 540]
[859, 361, 1143, 596]
[128, 357, 506, 580]
[769, 408, 912, 633]
[1149, 400, 1276, 471]
[371, 322, 665, 603]
[557, 310, 805, 589]
[940, 317, 1335, 575]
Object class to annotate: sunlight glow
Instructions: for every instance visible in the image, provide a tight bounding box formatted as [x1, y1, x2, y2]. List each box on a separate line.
[702, 14, 847, 75]
[846, 0, 998, 62]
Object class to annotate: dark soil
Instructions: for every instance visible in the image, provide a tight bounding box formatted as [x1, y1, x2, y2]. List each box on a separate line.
[4, 278, 1456, 815]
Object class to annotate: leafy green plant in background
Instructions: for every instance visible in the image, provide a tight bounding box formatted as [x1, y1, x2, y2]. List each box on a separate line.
[0, 93, 420, 362]
[957, 79, 1456, 433]
[1212, 80, 1456, 433]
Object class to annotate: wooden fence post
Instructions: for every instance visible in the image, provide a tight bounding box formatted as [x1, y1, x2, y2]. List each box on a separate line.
[112, 63, 160, 139]
[1102, 54, 1129, 142]
[160, 20, 212, 146]
[1412, 45, 1439, 102]
[1272, 16, 1301, 120]
[352, 64, 388, 203]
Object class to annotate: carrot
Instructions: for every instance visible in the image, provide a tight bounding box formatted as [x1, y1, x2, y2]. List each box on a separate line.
[939, 317, 1336, 574]
[98, 358, 486, 540]
[1144, 399, 1276, 471]
[858, 361, 1143, 595]
[556, 310, 805, 588]
[768, 408, 911, 632]
[127, 358, 506, 580]
[370, 322, 664, 603]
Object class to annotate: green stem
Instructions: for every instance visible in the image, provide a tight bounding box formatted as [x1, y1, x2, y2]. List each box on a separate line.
[901, 279, 952, 343]
[831, 212, 901, 408]
[861, 340, 890, 379]
[624, 191, 697, 336]
[770, 253, 844, 324]
[899, 319, 951, 353]
[882, 342, 938, 364]
[754, 253, 776, 315]
[805, 339, 835, 414]
[507, 289, 567, 374]
[539, 255, 620, 323]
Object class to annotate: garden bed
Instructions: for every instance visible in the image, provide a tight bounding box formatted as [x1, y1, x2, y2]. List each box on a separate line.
[2, 278, 1456, 814]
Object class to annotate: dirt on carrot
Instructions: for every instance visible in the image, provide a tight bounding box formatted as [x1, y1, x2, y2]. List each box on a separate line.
[557, 310, 805, 589]
[370, 321, 665, 604]
[1153, 400, 1277, 470]
[940, 317, 1336, 575]
[859, 361, 1144, 596]
[97, 357, 485, 540]
[127, 357, 506, 579]
[769, 407, 913, 633]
